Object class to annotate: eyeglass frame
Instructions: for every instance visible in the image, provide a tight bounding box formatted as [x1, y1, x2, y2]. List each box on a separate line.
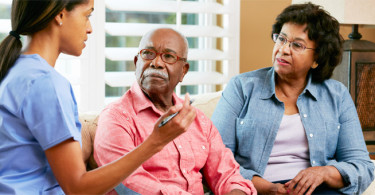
[138, 49, 187, 64]
[272, 33, 315, 53]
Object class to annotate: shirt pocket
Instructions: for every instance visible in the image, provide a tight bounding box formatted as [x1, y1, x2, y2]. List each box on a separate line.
[325, 121, 341, 159]
[190, 141, 209, 169]
[235, 117, 269, 154]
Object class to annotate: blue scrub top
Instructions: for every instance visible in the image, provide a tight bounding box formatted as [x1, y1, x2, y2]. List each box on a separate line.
[0, 54, 81, 194]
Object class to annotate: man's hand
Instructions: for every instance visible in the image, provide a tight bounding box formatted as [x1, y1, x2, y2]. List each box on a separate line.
[150, 93, 196, 150]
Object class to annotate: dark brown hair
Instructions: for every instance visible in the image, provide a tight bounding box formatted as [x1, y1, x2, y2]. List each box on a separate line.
[0, 0, 88, 82]
[272, 2, 343, 83]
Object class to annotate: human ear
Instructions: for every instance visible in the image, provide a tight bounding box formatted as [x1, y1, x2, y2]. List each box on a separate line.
[180, 62, 190, 82]
[55, 9, 66, 26]
[134, 55, 138, 67]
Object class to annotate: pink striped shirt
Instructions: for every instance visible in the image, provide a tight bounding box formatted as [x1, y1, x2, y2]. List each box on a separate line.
[94, 83, 256, 195]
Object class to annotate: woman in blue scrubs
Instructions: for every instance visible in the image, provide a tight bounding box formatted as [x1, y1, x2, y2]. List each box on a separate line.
[0, 0, 196, 194]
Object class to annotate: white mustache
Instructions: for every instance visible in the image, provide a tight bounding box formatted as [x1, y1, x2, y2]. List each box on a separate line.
[143, 68, 169, 79]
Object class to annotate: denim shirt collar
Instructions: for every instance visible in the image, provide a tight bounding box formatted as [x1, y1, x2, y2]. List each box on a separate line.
[260, 68, 318, 101]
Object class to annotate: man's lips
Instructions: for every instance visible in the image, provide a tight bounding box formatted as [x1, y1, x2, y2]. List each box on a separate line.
[146, 73, 167, 80]
[276, 58, 290, 66]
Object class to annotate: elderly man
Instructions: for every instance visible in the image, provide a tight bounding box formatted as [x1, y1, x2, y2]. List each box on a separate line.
[94, 28, 256, 195]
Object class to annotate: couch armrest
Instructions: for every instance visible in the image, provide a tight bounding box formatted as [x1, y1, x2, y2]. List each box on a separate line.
[80, 114, 99, 170]
[191, 91, 222, 118]
[362, 160, 375, 195]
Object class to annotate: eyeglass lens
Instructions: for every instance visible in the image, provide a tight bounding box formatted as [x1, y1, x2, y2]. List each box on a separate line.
[273, 34, 306, 53]
[140, 49, 178, 64]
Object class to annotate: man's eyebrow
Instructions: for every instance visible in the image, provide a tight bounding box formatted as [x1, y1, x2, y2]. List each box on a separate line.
[145, 47, 177, 54]
[145, 46, 156, 50]
[164, 48, 177, 54]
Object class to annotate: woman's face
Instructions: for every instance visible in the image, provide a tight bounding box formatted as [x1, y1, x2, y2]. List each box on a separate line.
[59, 0, 94, 56]
[272, 22, 316, 81]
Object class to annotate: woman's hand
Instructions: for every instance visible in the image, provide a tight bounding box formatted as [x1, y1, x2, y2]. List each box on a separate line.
[252, 176, 289, 195]
[268, 183, 289, 195]
[224, 189, 247, 195]
[285, 166, 325, 195]
[285, 166, 344, 195]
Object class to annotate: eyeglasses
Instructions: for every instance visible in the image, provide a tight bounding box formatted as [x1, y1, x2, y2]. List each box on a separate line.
[272, 33, 315, 53]
[139, 49, 187, 64]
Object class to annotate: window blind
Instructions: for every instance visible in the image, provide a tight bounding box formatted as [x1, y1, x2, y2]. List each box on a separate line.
[0, 0, 11, 41]
[0, 0, 240, 112]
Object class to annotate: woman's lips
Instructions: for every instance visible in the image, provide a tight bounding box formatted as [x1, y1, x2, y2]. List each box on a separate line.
[276, 58, 290, 66]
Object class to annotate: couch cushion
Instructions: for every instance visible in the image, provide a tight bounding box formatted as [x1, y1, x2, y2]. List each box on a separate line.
[80, 114, 99, 170]
[191, 91, 222, 118]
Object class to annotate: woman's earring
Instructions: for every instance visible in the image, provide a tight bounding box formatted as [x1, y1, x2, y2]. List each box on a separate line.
[311, 62, 319, 69]
[59, 22, 63, 26]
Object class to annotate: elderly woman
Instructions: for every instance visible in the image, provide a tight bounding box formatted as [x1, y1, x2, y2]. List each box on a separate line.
[212, 2, 374, 195]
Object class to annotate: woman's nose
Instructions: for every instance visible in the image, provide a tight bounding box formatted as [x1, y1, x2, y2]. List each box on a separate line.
[279, 42, 291, 54]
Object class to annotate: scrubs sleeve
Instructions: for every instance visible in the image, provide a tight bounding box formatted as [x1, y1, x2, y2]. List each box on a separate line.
[21, 73, 81, 150]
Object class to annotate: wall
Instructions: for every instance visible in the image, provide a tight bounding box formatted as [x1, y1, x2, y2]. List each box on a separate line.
[240, 0, 375, 73]
[240, 0, 291, 73]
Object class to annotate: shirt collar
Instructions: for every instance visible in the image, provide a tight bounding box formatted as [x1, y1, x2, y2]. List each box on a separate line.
[130, 82, 182, 115]
[260, 68, 318, 101]
[260, 68, 276, 100]
[304, 74, 318, 101]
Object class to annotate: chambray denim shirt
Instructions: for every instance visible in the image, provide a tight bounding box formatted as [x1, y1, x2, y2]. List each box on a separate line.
[211, 67, 374, 194]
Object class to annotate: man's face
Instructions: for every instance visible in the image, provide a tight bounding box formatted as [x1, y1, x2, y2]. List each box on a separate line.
[134, 29, 189, 96]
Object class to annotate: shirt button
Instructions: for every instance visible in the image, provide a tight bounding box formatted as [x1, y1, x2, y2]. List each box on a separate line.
[337, 125, 340, 129]
[126, 117, 129, 121]
[178, 145, 182, 149]
[202, 146, 206, 150]
[312, 160, 316, 164]
[303, 114, 308, 118]
[123, 111, 126, 114]
[309, 133, 313, 138]
[182, 169, 186, 173]
[240, 121, 244, 125]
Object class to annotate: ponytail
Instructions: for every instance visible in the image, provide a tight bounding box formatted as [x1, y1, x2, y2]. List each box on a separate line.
[0, 32, 22, 82]
[0, 0, 89, 83]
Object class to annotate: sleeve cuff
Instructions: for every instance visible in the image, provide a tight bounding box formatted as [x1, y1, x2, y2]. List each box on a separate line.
[326, 160, 357, 194]
[240, 166, 261, 181]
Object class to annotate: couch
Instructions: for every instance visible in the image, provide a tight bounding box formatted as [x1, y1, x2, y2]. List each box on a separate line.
[80, 91, 375, 194]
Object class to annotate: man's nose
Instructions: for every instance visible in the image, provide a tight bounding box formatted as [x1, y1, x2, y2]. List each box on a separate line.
[151, 54, 165, 68]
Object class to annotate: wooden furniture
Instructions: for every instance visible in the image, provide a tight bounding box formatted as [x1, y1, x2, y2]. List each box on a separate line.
[332, 38, 375, 157]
